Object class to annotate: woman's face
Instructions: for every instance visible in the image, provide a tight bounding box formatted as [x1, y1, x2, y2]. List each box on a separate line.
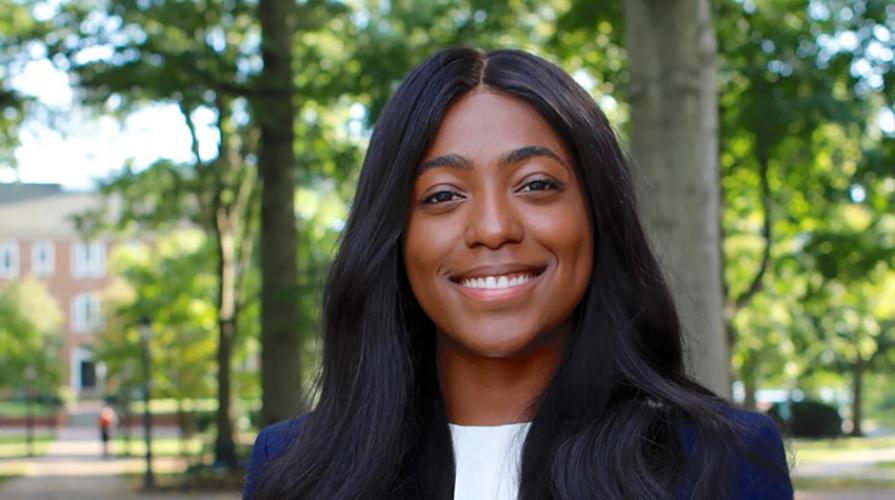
[403, 91, 594, 358]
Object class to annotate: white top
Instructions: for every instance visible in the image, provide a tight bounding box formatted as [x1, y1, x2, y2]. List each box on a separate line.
[449, 422, 532, 500]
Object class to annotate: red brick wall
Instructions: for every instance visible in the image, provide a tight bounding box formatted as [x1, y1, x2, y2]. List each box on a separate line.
[1, 238, 113, 392]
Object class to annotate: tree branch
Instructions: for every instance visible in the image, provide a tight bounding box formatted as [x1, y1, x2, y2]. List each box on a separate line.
[177, 99, 216, 222]
[235, 179, 260, 314]
[734, 145, 773, 310]
[179, 100, 204, 170]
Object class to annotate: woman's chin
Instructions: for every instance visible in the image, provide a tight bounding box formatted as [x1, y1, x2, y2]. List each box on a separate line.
[466, 338, 535, 359]
[441, 326, 558, 360]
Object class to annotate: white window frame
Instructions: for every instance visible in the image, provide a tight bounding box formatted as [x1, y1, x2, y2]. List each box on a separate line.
[32, 240, 55, 277]
[0, 241, 19, 279]
[72, 241, 106, 279]
[72, 293, 103, 333]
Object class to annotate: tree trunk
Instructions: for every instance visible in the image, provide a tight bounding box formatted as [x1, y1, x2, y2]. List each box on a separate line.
[623, 0, 730, 396]
[742, 360, 758, 410]
[850, 354, 864, 437]
[176, 398, 184, 456]
[214, 219, 238, 468]
[726, 149, 773, 407]
[257, 0, 301, 426]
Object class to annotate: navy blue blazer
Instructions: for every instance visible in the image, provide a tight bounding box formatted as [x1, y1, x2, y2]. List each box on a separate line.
[244, 409, 793, 499]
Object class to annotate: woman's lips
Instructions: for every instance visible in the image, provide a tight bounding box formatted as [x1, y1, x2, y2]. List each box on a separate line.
[457, 271, 537, 289]
[450, 267, 544, 302]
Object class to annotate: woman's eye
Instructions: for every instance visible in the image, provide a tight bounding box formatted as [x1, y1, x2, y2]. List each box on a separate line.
[422, 190, 464, 205]
[518, 178, 563, 193]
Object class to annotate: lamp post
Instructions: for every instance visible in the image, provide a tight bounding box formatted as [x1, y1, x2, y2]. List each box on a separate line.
[138, 319, 154, 490]
[25, 366, 36, 457]
[121, 360, 134, 457]
[96, 362, 107, 400]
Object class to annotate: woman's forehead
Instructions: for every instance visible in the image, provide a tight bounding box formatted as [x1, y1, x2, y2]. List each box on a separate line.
[421, 91, 573, 168]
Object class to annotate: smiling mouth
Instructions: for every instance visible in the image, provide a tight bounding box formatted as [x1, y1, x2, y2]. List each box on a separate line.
[449, 266, 547, 291]
[456, 272, 537, 289]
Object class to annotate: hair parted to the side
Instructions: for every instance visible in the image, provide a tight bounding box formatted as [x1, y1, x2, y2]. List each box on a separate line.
[253, 47, 744, 500]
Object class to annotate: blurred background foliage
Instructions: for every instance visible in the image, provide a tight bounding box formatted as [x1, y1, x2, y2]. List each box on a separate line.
[0, 0, 893, 443]
[0, 277, 62, 394]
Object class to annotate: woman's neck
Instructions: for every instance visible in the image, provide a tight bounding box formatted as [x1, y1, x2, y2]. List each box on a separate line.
[437, 324, 569, 426]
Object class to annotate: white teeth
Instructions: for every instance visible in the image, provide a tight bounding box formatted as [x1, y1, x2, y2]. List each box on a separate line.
[459, 273, 534, 290]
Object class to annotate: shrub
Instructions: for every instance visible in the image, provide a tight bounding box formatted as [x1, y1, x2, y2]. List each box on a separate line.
[768, 400, 843, 438]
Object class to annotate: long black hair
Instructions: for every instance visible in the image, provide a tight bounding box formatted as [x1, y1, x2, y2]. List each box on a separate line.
[255, 47, 746, 499]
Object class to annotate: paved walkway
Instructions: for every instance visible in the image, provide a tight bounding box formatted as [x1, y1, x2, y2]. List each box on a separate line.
[0, 402, 239, 500]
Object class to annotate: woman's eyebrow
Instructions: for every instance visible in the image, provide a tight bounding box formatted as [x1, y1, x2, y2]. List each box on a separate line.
[498, 145, 567, 168]
[419, 153, 472, 172]
[418, 146, 566, 175]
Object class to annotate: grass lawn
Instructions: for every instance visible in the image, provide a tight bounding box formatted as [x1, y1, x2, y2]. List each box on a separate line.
[0, 432, 54, 458]
[111, 433, 256, 460]
[112, 435, 204, 458]
[0, 401, 60, 419]
[125, 398, 258, 415]
[0, 462, 28, 486]
[113, 434, 254, 493]
[791, 435, 895, 462]
[791, 435, 895, 492]
[793, 435, 895, 452]
[793, 476, 895, 490]
[0, 473, 21, 488]
[121, 466, 245, 492]
[0, 433, 54, 445]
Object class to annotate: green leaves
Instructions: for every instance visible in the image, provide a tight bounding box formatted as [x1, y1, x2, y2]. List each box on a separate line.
[4, 0, 891, 416]
[718, 0, 895, 406]
[99, 232, 218, 400]
[0, 278, 63, 392]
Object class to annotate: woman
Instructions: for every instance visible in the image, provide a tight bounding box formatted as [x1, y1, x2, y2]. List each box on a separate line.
[245, 47, 792, 499]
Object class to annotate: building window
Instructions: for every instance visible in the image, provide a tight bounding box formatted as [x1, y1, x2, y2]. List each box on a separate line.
[0, 242, 19, 279]
[72, 293, 103, 332]
[32, 241, 55, 277]
[80, 359, 97, 389]
[72, 241, 106, 278]
[71, 347, 95, 392]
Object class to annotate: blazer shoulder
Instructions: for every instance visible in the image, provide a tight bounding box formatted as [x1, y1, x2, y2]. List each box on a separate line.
[728, 408, 793, 500]
[678, 406, 793, 500]
[243, 414, 309, 499]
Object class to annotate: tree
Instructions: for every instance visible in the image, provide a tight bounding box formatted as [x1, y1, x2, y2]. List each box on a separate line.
[714, 0, 894, 410]
[0, 278, 63, 393]
[799, 194, 895, 435]
[44, 0, 266, 467]
[255, 0, 300, 427]
[0, 1, 49, 168]
[251, 0, 563, 426]
[99, 232, 219, 444]
[623, 0, 729, 395]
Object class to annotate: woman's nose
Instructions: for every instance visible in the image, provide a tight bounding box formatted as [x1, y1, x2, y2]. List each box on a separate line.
[464, 189, 524, 249]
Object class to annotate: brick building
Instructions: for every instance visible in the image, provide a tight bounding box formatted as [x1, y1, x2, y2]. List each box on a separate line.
[0, 183, 119, 396]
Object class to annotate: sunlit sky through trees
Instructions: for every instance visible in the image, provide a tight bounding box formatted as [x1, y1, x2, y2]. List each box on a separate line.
[1, 1, 893, 191]
[0, 57, 219, 190]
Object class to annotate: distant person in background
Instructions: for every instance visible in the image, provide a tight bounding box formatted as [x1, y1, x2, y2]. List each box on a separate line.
[99, 404, 117, 458]
[245, 47, 793, 499]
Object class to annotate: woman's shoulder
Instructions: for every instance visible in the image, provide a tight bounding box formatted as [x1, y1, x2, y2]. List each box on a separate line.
[730, 408, 793, 498]
[243, 414, 310, 499]
[689, 405, 793, 499]
[243, 407, 793, 499]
